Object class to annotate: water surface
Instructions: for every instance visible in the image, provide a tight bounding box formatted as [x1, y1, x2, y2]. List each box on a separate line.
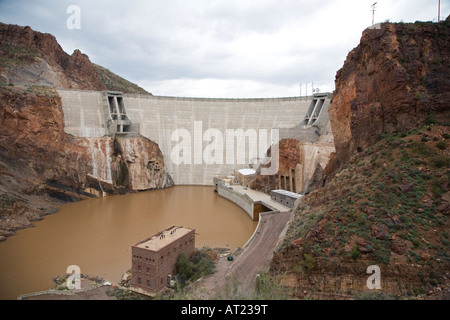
[0, 186, 257, 299]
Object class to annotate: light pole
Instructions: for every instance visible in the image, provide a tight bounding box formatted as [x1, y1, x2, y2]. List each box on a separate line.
[438, 0, 441, 22]
[371, 2, 377, 25]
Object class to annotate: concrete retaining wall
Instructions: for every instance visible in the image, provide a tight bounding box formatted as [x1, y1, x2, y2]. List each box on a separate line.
[217, 184, 255, 220]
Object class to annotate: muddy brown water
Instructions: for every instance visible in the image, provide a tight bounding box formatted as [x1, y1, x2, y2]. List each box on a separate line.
[0, 186, 257, 300]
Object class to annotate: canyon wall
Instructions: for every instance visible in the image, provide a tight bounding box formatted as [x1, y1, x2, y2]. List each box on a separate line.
[329, 19, 450, 171]
[0, 85, 172, 241]
[0, 22, 148, 94]
[0, 23, 173, 240]
[270, 19, 450, 299]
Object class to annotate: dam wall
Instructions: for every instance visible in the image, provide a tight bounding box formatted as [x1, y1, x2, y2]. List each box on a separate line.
[58, 89, 314, 185]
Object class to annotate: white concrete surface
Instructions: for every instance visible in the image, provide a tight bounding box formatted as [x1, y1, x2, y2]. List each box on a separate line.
[58, 89, 313, 185]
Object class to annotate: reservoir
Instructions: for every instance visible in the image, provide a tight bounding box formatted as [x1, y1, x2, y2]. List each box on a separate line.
[0, 186, 257, 300]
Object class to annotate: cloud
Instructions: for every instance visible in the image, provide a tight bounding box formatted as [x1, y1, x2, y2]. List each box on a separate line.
[0, 0, 447, 97]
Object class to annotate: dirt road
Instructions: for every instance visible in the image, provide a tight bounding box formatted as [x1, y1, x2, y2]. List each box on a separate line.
[193, 210, 292, 299]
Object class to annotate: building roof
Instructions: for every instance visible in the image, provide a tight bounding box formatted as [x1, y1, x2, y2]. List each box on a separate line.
[237, 168, 256, 176]
[133, 226, 194, 251]
[271, 189, 302, 199]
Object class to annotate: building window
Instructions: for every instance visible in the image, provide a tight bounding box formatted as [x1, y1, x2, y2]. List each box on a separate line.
[137, 265, 141, 271]
[147, 280, 150, 287]
[138, 277, 141, 284]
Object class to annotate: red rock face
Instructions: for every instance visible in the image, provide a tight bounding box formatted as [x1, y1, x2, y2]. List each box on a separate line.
[64, 49, 107, 90]
[0, 86, 171, 239]
[0, 23, 164, 239]
[277, 139, 302, 176]
[0, 22, 106, 90]
[0, 23, 66, 66]
[329, 20, 450, 169]
[249, 138, 301, 191]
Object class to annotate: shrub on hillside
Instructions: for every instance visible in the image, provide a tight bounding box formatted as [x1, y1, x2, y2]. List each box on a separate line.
[175, 250, 215, 287]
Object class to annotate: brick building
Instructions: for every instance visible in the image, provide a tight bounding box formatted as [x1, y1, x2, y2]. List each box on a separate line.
[130, 225, 195, 295]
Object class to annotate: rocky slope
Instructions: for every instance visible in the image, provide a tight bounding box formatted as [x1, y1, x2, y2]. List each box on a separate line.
[329, 19, 450, 173]
[270, 19, 450, 299]
[0, 22, 149, 94]
[0, 23, 172, 241]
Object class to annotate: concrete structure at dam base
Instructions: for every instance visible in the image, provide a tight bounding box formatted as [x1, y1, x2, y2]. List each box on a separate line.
[213, 176, 292, 221]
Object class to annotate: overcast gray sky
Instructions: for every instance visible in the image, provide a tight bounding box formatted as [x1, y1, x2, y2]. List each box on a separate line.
[0, 0, 447, 97]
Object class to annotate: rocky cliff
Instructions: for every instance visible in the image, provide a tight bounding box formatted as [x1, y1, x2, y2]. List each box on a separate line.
[0, 23, 172, 241]
[0, 22, 149, 94]
[329, 19, 450, 172]
[0, 84, 173, 240]
[270, 19, 450, 300]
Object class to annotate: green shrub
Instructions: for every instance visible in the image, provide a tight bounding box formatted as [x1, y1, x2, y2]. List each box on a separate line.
[300, 253, 316, 272]
[409, 141, 435, 157]
[436, 141, 447, 150]
[176, 253, 194, 280]
[411, 237, 420, 247]
[430, 154, 450, 168]
[425, 113, 437, 125]
[351, 245, 360, 259]
[431, 176, 446, 196]
[175, 250, 215, 287]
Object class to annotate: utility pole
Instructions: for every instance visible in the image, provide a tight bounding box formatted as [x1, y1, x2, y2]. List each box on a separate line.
[371, 2, 377, 25]
[438, 0, 441, 22]
[299, 83, 302, 97]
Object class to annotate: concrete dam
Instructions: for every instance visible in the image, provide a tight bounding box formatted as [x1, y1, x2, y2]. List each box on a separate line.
[58, 89, 333, 186]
